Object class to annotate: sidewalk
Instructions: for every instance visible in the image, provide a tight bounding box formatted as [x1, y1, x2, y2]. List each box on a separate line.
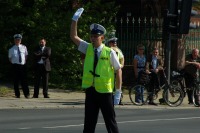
[0, 89, 197, 109]
[0, 89, 85, 109]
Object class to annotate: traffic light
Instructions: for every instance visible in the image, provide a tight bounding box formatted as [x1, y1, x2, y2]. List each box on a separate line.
[164, 0, 178, 34]
[164, 0, 199, 34]
[178, 0, 193, 34]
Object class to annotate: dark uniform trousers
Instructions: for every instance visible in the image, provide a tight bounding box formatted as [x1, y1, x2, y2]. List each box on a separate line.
[83, 87, 119, 133]
[12, 64, 29, 97]
[33, 64, 49, 97]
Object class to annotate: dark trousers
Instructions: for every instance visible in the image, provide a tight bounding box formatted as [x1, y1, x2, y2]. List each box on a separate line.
[33, 64, 49, 97]
[12, 64, 29, 97]
[184, 73, 195, 103]
[83, 87, 119, 133]
[148, 72, 160, 102]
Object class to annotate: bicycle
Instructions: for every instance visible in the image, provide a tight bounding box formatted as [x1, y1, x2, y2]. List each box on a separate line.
[171, 69, 200, 107]
[129, 69, 184, 107]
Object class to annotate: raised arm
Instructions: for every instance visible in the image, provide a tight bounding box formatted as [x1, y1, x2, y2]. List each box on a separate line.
[70, 20, 81, 46]
[70, 8, 84, 46]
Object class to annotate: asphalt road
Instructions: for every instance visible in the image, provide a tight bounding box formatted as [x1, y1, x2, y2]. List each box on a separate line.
[0, 108, 200, 133]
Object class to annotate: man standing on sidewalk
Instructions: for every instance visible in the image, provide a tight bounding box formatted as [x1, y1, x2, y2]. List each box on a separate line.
[32, 38, 51, 98]
[146, 47, 163, 105]
[184, 48, 200, 104]
[70, 8, 122, 133]
[8, 34, 30, 98]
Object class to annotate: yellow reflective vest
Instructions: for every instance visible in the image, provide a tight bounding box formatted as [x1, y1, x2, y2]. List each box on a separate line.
[82, 43, 114, 93]
[111, 46, 123, 68]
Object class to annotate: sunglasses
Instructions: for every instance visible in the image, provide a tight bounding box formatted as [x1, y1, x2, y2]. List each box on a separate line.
[109, 41, 117, 44]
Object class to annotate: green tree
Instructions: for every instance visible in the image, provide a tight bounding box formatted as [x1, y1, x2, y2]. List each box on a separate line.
[0, 0, 119, 89]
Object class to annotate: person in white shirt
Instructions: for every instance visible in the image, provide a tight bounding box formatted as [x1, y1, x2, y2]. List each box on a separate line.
[8, 34, 30, 98]
[108, 37, 125, 105]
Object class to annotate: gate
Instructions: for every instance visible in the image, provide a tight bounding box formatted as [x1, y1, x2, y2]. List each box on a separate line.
[112, 16, 164, 86]
[115, 17, 164, 66]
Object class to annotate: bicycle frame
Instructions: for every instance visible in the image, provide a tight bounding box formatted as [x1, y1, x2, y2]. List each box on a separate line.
[129, 69, 184, 107]
[150, 69, 169, 95]
[171, 70, 200, 106]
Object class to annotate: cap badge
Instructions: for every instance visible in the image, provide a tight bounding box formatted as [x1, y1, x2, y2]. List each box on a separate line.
[94, 24, 98, 30]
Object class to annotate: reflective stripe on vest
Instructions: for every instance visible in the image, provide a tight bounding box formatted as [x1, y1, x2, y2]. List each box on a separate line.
[82, 43, 114, 93]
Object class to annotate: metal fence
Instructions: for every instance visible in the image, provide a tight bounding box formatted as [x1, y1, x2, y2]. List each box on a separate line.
[185, 28, 200, 55]
[112, 16, 200, 66]
[114, 16, 164, 66]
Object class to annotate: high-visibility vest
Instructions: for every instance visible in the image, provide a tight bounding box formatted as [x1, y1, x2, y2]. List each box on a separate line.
[82, 43, 114, 93]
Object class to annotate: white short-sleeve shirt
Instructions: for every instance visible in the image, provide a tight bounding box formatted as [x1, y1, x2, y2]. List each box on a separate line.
[8, 44, 28, 65]
[78, 40, 121, 70]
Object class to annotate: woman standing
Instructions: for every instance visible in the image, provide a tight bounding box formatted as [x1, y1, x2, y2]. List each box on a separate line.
[133, 44, 146, 103]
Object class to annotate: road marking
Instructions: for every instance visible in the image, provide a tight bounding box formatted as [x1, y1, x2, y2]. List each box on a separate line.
[42, 116, 200, 129]
[43, 124, 85, 129]
[18, 127, 31, 129]
[117, 116, 200, 124]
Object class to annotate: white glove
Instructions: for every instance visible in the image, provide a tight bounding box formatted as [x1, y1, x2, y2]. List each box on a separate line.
[114, 89, 122, 105]
[72, 8, 84, 21]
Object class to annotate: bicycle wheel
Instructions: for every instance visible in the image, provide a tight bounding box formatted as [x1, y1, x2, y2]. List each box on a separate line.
[171, 79, 186, 97]
[129, 84, 148, 106]
[163, 84, 184, 107]
[192, 84, 200, 107]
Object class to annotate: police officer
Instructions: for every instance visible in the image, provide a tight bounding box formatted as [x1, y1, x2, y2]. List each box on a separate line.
[108, 37, 124, 68]
[108, 37, 124, 105]
[8, 34, 30, 98]
[70, 8, 122, 133]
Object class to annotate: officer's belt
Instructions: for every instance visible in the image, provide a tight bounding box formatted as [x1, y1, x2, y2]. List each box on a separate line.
[89, 70, 100, 77]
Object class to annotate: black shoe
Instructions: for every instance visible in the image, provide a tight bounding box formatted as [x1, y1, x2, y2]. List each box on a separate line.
[15, 96, 20, 98]
[25, 95, 30, 99]
[32, 95, 38, 98]
[149, 102, 158, 106]
[188, 102, 193, 105]
[159, 98, 166, 105]
[44, 95, 50, 98]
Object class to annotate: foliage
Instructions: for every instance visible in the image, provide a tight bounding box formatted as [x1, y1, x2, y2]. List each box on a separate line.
[0, 86, 13, 97]
[0, 0, 119, 89]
